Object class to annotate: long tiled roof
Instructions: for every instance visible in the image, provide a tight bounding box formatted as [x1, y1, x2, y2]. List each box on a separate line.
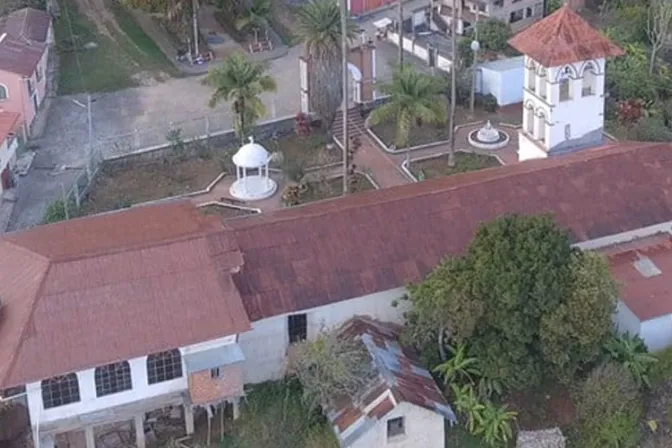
[2, 143, 672, 386]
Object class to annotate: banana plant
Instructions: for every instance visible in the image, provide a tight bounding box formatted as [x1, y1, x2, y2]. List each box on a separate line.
[433, 342, 482, 386]
[451, 384, 485, 434]
[604, 333, 658, 388]
[474, 401, 517, 447]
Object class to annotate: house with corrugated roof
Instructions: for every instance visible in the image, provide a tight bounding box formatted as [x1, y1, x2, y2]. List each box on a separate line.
[0, 8, 53, 137]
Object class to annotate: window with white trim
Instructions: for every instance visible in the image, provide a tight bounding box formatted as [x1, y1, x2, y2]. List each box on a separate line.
[41, 374, 80, 409]
[147, 349, 183, 384]
[95, 361, 132, 397]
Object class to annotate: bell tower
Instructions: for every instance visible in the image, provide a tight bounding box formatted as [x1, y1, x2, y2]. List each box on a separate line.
[508, 6, 623, 161]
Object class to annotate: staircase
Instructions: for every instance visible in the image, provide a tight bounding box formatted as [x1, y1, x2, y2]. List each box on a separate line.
[332, 106, 367, 148]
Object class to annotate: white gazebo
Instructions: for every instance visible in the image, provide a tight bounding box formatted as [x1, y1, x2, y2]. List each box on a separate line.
[229, 137, 277, 201]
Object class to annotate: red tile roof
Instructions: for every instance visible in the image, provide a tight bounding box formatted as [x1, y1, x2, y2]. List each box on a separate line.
[3, 142, 672, 386]
[601, 234, 672, 321]
[0, 111, 19, 143]
[327, 317, 455, 444]
[508, 5, 623, 67]
[2, 8, 51, 43]
[228, 142, 672, 321]
[0, 201, 250, 388]
[0, 34, 45, 77]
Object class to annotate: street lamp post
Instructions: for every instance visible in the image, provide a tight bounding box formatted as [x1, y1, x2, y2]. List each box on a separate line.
[469, 39, 480, 117]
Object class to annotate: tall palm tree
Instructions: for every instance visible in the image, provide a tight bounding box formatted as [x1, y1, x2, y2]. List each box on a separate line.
[368, 66, 446, 163]
[235, 0, 272, 45]
[296, 0, 357, 130]
[204, 53, 277, 142]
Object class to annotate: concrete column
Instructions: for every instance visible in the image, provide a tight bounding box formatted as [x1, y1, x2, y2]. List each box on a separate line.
[184, 405, 194, 435]
[84, 426, 95, 448]
[129, 356, 148, 388]
[134, 414, 146, 448]
[233, 398, 241, 421]
[77, 369, 97, 403]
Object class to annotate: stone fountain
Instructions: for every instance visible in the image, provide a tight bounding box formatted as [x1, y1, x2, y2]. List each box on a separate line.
[467, 120, 510, 150]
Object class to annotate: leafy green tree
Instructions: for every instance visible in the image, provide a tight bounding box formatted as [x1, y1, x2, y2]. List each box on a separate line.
[474, 402, 517, 447]
[204, 53, 277, 141]
[604, 333, 658, 388]
[540, 251, 618, 383]
[368, 66, 447, 161]
[475, 19, 511, 53]
[296, 0, 357, 130]
[287, 328, 374, 411]
[545, 0, 563, 15]
[235, 0, 272, 44]
[605, 42, 659, 103]
[575, 362, 642, 447]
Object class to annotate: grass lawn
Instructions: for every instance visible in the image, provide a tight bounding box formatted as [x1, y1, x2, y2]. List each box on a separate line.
[80, 155, 222, 215]
[56, 0, 176, 94]
[266, 132, 342, 171]
[409, 152, 502, 180]
[299, 173, 375, 204]
[198, 203, 259, 220]
[221, 380, 338, 448]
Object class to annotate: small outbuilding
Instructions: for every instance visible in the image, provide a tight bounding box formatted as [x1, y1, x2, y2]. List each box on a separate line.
[476, 56, 525, 106]
[327, 317, 456, 448]
[229, 137, 277, 201]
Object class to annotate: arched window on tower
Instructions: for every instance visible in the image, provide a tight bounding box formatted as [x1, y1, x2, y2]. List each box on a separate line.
[41, 373, 80, 409]
[582, 63, 597, 97]
[526, 60, 536, 91]
[147, 349, 183, 384]
[536, 111, 547, 142]
[538, 67, 547, 100]
[559, 66, 573, 102]
[95, 361, 132, 397]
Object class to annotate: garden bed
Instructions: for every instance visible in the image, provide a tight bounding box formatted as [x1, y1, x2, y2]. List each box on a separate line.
[408, 152, 502, 180]
[266, 131, 342, 171]
[80, 155, 223, 215]
[283, 173, 376, 207]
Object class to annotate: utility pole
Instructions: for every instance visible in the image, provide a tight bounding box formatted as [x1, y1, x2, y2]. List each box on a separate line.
[340, 0, 349, 195]
[398, 0, 404, 67]
[193, 0, 199, 56]
[448, 0, 457, 167]
[87, 93, 92, 179]
[469, 10, 480, 117]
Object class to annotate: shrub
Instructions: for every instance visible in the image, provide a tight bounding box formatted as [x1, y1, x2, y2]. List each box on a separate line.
[42, 200, 78, 224]
[479, 94, 498, 113]
[287, 328, 374, 411]
[576, 362, 642, 447]
[650, 346, 672, 386]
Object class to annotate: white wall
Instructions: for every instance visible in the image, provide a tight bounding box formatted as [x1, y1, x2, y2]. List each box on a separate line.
[498, 65, 525, 106]
[614, 301, 641, 337]
[238, 288, 408, 384]
[518, 131, 548, 161]
[640, 314, 672, 353]
[27, 336, 237, 426]
[349, 402, 445, 448]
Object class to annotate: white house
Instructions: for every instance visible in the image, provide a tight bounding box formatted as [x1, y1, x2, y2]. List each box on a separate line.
[327, 317, 455, 448]
[508, 5, 624, 161]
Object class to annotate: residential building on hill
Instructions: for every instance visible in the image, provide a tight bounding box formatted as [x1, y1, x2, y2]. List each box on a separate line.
[2, 142, 672, 447]
[438, 0, 545, 35]
[0, 8, 52, 137]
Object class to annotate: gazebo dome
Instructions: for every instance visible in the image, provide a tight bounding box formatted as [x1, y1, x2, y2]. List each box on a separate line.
[232, 137, 270, 169]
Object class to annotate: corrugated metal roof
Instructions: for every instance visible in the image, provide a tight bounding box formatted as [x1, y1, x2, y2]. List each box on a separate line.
[184, 343, 245, 373]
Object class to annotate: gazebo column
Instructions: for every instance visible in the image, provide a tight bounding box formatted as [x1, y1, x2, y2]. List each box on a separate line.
[265, 164, 270, 187]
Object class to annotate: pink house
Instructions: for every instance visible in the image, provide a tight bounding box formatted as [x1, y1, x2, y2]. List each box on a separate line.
[0, 8, 53, 137]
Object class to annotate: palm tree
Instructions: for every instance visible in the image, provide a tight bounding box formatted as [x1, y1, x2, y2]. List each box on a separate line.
[368, 66, 447, 164]
[204, 53, 277, 142]
[296, 0, 357, 130]
[235, 0, 272, 45]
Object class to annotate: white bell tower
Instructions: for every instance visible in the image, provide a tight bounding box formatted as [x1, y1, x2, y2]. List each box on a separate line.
[508, 6, 623, 161]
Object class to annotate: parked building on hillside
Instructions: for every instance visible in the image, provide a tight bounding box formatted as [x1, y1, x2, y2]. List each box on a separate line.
[0, 8, 53, 136]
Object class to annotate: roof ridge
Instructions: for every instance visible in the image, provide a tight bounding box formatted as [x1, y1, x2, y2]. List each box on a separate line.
[232, 143, 653, 229]
[0, 261, 51, 388]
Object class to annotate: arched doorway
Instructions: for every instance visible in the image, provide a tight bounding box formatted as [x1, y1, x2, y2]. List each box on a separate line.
[347, 62, 363, 106]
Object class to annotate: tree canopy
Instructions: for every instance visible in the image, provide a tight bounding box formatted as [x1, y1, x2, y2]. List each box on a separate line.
[404, 214, 618, 389]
